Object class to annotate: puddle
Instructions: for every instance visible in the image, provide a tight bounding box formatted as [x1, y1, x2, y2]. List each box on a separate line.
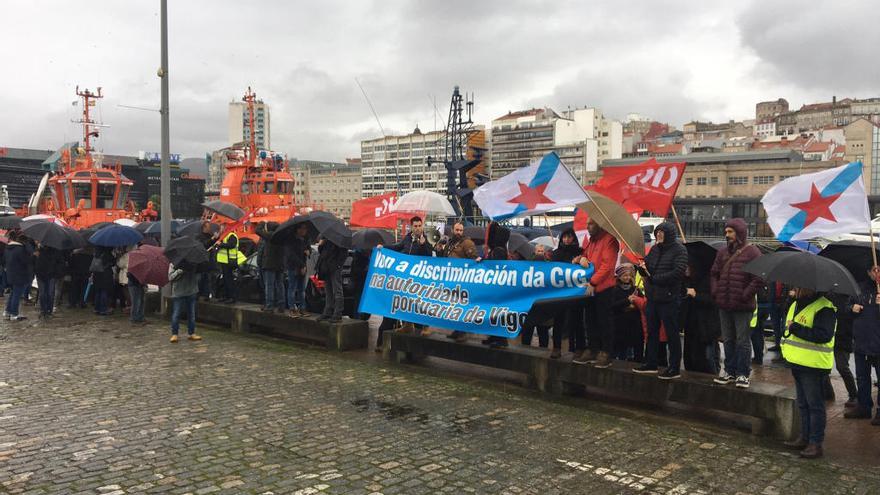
[351, 397, 429, 423]
[351, 396, 499, 435]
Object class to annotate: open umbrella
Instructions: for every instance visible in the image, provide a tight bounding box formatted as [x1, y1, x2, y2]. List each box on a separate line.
[163, 235, 209, 266]
[273, 212, 352, 248]
[178, 219, 220, 238]
[140, 220, 182, 236]
[743, 251, 859, 296]
[202, 200, 245, 221]
[79, 222, 114, 242]
[576, 191, 645, 257]
[685, 240, 722, 276]
[21, 221, 84, 250]
[508, 232, 535, 259]
[0, 215, 22, 230]
[818, 240, 879, 284]
[22, 214, 67, 226]
[135, 221, 155, 233]
[128, 244, 170, 286]
[113, 218, 137, 227]
[530, 235, 558, 249]
[352, 229, 394, 250]
[89, 224, 144, 247]
[391, 190, 455, 216]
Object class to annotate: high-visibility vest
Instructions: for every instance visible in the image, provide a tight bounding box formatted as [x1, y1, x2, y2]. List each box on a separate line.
[781, 297, 836, 370]
[750, 296, 758, 327]
[216, 232, 240, 265]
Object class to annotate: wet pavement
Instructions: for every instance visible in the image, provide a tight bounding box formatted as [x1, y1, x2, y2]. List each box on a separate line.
[2, 304, 880, 494]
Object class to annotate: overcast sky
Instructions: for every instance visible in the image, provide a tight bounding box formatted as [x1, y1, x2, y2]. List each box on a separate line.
[2, 0, 877, 165]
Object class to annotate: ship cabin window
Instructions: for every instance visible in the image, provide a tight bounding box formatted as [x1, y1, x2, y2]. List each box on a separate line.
[73, 183, 92, 208]
[277, 181, 291, 194]
[97, 183, 116, 209]
[263, 181, 274, 194]
[62, 184, 72, 209]
[241, 181, 251, 194]
[116, 184, 130, 209]
[96, 172, 114, 179]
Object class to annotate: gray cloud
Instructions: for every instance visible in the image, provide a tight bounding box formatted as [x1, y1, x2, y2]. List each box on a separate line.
[0, 0, 875, 165]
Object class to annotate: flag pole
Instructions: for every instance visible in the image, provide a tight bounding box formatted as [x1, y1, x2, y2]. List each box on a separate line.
[869, 212, 879, 295]
[542, 214, 554, 240]
[671, 205, 687, 243]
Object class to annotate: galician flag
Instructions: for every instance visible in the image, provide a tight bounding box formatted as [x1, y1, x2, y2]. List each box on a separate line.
[762, 161, 869, 242]
[473, 152, 589, 220]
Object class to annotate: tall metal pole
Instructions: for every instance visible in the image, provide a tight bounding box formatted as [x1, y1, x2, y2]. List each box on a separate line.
[159, 0, 171, 249]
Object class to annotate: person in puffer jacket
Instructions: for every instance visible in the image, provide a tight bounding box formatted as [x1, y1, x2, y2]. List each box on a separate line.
[710, 218, 763, 388]
[634, 221, 688, 379]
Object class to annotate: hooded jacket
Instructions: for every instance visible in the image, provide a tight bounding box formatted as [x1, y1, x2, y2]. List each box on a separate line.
[639, 222, 688, 303]
[710, 218, 763, 312]
[34, 245, 65, 279]
[4, 241, 34, 286]
[582, 229, 620, 293]
[256, 222, 284, 271]
[551, 228, 581, 263]
[486, 222, 510, 260]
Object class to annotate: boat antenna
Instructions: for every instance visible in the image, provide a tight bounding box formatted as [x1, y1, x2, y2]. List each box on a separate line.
[355, 77, 400, 194]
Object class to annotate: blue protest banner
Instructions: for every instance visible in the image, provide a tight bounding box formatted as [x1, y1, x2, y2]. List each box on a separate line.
[358, 249, 595, 337]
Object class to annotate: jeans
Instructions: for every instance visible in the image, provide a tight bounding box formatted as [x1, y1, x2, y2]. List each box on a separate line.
[262, 270, 284, 309]
[854, 353, 880, 411]
[834, 349, 858, 401]
[720, 309, 753, 377]
[706, 343, 720, 375]
[286, 269, 306, 310]
[94, 288, 110, 314]
[220, 263, 236, 301]
[5, 283, 28, 316]
[171, 294, 197, 335]
[586, 289, 615, 355]
[36, 276, 55, 315]
[322, 270, 343, 317]
[645, 299, 682, 371]
[792, 367, 828, 444]
[128, 283, 145, 322]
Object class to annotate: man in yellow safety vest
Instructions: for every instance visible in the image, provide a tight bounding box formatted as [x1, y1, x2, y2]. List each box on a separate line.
[216, 231, 244, 304]
[781, 286, 837, 459]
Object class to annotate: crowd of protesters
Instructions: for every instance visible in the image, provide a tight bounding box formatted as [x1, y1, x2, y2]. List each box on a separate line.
[3, 214, 879, 460]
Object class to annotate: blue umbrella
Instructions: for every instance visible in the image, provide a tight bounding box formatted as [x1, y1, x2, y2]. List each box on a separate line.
[89, 225, 144, 247]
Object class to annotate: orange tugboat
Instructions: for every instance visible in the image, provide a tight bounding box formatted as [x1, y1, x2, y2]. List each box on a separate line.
[19, 86, 139, 228]
[209, 87, 296, 244]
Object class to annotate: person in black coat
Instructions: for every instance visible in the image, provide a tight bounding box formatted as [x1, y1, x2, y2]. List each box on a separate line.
[283, 223, 310, 316]
[376, 216, 431, 337]
[844, 271, 880, 422]
[549, 228, 585, 358]
[610, 263, 644, 362]
[829, 292, 858, 407]
[349, 248, 371, 321]
[315, 237, 348, 322]
[67, 248, 92, 309]
[482, 222, 510, 349]
[34, 243, 65, 318]
[91, 247, 116, 315]
[635, 221, 689, 378]
[4, 231, 34, 321]
[681, 263, 721, 374]
[256, 222, 285, 312]
[196, 222, 218, 301]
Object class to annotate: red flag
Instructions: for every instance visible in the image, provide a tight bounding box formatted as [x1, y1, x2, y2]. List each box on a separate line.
[350, 192, 406, 229]
[591, 158, 685, 217]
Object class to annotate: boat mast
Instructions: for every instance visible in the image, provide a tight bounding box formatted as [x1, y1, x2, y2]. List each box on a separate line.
[243, 87, 258, 168]
[74, 86, 103, 153]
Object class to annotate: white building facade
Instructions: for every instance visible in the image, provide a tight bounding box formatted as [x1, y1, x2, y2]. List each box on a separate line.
[360, 127, 446, 198]
[228, 100, 271, 149]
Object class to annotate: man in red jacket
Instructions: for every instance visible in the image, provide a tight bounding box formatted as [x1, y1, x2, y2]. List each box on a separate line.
[710, 218, 763, 388]
[573, 219, 620, 368]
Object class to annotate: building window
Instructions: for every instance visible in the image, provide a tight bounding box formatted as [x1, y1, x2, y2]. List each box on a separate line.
[753, 176, 774, 185]
[728, 176, 748, 185]
[696, 177, 707, 186]
[710, 176, 719, 185]
[685, 178, 693, 186]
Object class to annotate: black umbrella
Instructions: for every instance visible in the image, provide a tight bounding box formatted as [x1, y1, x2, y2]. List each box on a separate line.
[273, 212, 352, 248]
[743, 251, 860, 296]
[508, 232, 535, 259]
[178, 219, 220, 238]
[21, 221, 85, 250]
[135, 221, 155, 233]
[352, 229, 393, 250]
[0, 215, 22, 230]
[163, 235, 209, 267]
[79, 221, 114, 241]
[685, 241, 722, 276]
[139, 220, 181, 236]
[818, 240, 880, 284]
[202, 200, 245, 221]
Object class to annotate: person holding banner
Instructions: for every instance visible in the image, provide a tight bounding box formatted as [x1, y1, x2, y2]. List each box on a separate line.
[376, 216, 432, 337]
[573, 219, 619, 368]
[481, 222, 511, 349]
[550, 228, 585, 359]
[442, 221, 479, 344]
[634, 222, 688, 379]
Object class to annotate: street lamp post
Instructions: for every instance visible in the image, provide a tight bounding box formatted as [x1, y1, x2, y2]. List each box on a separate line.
[159, 0, 171, 249]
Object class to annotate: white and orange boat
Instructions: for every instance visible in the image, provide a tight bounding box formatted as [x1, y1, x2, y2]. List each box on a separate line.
[19, 86, 139, 229]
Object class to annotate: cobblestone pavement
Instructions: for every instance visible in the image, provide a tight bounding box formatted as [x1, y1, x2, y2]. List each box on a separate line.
[1, 307, 879, 495]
